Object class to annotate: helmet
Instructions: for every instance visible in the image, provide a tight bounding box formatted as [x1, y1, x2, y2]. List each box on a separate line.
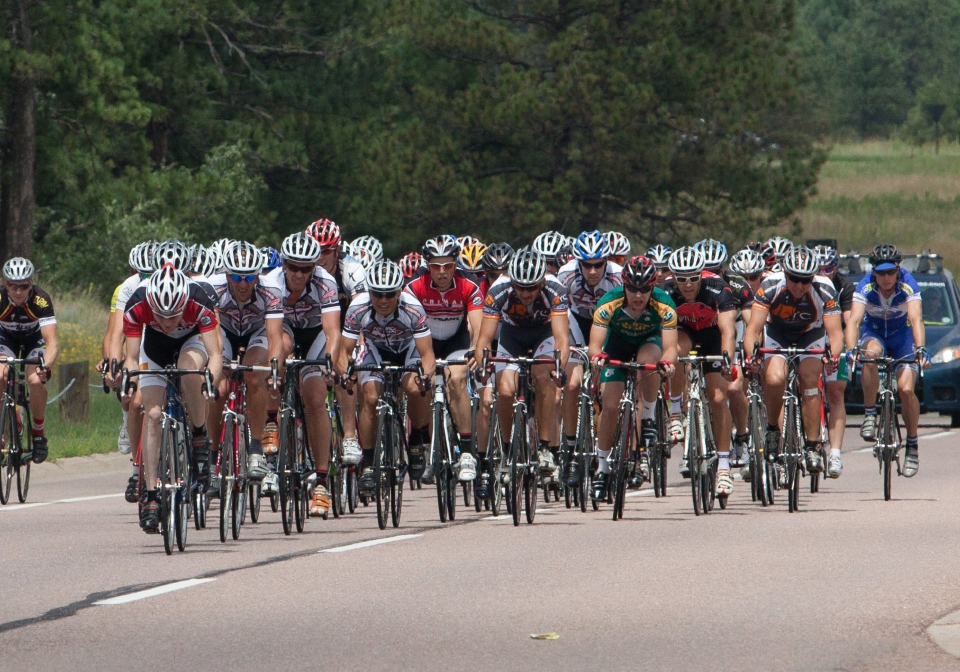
[281, 232, 322, 264]
[557, 241, 574, 266]
[351, 235, 384, 267]
[208, 238, 233, 260]
[399, 252, 424, 278]
[695, 238, 727, 268]
[223, 241, 263, 274]
[814, 245, 839, 268]
[366, 260, 404, 292]
[605, 231, 631, 257]
[459, 242, 488, 271]
[766, 236, 793, 260]
[748, 240, 777, 269]
[729, 249, 765, 276]
[146, 266, 190, 317]
[422, 236, 460, 260]
[622, 255, 658, 289]
[128, 241, 157, 274]
[260, 246, 281, 271]
[2, 257, 34, 281]
[153, 239, 192, 271]
[869, 243, 902, 271]
[457, 235, 482, 248]
[532, 231, 566, 258]
[190, 245, 222, 278]
[668, 247, 705, 275]
[646, 245, 672, 268]
[572, 230, 611, 261]
[482, 243, 514, 272]
[509, 248, 547, 286]
[782, 245, 819, 277]
[305, 218, 341, 248]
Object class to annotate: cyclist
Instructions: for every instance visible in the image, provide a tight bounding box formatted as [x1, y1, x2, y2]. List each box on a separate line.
[400, 252, 424, 282]
[587, 256, 677, 497]
[845, 244, 929, 477]
[729, 248, 766, 295]
[815, 245, 855, 478]
[663, 247, 738, 496]
[260, 246, 282, 273]
[262, 232, 342, 517]
[405, 236, 483, 482]
[306, 219, 367, 467]
[208, 242, 284, 482]
[0, 258, 59, 463]
[532, 231, 568, 275]
[646, 245, 673, 288]
[606, 231, 631, 266]
[480, 243, 513, 292]
[766, 236, 794, 267]
[747, 240, 777, 272]
[114, 265, 222, 532]
[744, 246, 843, 476]
[473, 249, 569, 480]
[350, 235, 384, 271]
[458, 241, 488, 287]
[337, 260, 436, 492]
[557, 230, 622, 481]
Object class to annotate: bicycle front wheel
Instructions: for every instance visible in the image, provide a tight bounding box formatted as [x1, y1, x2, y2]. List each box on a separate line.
[373, 409, 390, 530]
[278, 415, 296, 536]
[0, 402, 14, 505]
[219, 423, 234, 543]
[686, 402, 703, 516]
[391, 419, 404, 528]
[509, 418, 524, 526]
[882, 396, 896, 501]
[160, 425, 177, 555]
[488, 416, 506, 516]
[784, 401, 801, 513]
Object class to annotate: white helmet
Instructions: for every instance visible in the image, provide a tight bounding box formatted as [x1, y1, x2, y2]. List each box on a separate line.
[223, 241, 263, 275]
[351, 235, 384, 266]
[782, 245, 819, 278]
[766, 236, 794, 260]
[366, 260, 404, 292]
[281, 232, 322, 264]
[189, 245, 222, 278]
[509, 248, 547, 286]
[153, 239, 192, 271]
[422, 236, 460, 260]
[2, 257, 34, 282]
[668, 247, 705, 275]
[146, 266, 190, 317]
[695, 238, 727, 268]
[532, 231, 566, 258]
[457, 235, 482, 248]
[208, 238, 233, 258]
[646, 244, 673, 267]
[605, 231, 631, 256]
[128, 241, 157, 274]
[729, 249, 765, 276]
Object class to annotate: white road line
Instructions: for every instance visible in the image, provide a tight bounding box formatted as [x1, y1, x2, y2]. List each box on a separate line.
[321, 534, 422, 553]
[854, 447, 875, 454]
[921, 431, 955, 441]
[0, 493, 123, 512]
[625, 489, 655, 498]
[94, 578, 216, 605]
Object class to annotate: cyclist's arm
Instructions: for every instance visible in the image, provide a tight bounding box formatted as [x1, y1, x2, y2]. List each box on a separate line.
[321, 309, 341, 369]
[200, 327, 223, 383]
[551, 312, 570, 369]
[587, 323, 607, 360]
[466, 309, 482, 350]
[336, 334, 359, 377]
[101, 309, 123, 359]
[844, 302, 866, 352]
[907, 299, 925, 350]
[39, 323, 60, 368]
[474, 316, 499, 360]
[743, 303, 767, 358]
[265, 315, 284, 370]
[123, 334, 142, 373]
[824, 315, 843, 359]
[661, 327, 678, 364]
[416, 334, 436, 381]
[717, 309, 736, 361]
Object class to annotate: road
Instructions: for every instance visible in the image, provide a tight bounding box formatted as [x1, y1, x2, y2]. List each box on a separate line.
[2, 418, 960, 671]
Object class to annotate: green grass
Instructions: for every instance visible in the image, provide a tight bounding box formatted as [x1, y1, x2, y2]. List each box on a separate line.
[46, 387, 122, 461]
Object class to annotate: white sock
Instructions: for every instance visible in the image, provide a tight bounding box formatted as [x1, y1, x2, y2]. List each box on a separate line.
[642, 400, 655, 421]
[830, 448, 841, 457]
[670, 396, 682, 415]
[597, 449, 611, 474]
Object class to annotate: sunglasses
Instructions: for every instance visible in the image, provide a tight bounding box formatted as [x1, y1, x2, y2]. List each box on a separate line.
[6, 283, 30, 292]
[511, 283, 541, 293]
[580, 261, 606, 270]
[624, 284, 653, 295]
[820, 265, 836, 275]
[428, 262, 456, 271]
[743, 274, 762, 282]
[229, 274, 258, 284]
[675, 275, 700, 284]
[371, 290, 400, 300]
[284, 263, 315, 275]
[875, 268, 898, 277]
[786, 273, 813, 285]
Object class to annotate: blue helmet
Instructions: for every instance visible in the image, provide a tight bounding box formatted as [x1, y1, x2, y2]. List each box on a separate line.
[572, 230, 611, 261]
[260, 246, 282, 271]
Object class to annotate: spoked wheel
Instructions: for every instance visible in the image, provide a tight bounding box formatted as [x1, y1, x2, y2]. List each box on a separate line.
[279, 468, 294, 536]
[464, 476, 476, 510]
[436, 460, 449, 523]
[219, 453, 233, 544]
[194, 486, 207, 530]
[0, 404, 14, 505]
[330, 464, 344, 519]
[391, 423, 404, 529]
[577, 432, 592, 513]
[651, 445, 663, 499]
[788, 459, 801, 512]
[161, 492, 174, 556]
[16, 459, 29, 503]
[883, 448, 893, 501]
[764, 460, 776, 505]
[490, 435, 507, 517]
[232, 482, 245, 540]
[278, 416, 296, 535]
[346, 467, 359, 514]
[524, 470, 538, 524]
[444, 471, 457, 522]
[700, 462, 715, 514]
[248, 482, 261, 523]
[391, 468, 404, 529]
[175, 439, 189, 552]
[374, 433, 389, 531]
[686, 403, 703, 516]
[294, 475, 307, 533]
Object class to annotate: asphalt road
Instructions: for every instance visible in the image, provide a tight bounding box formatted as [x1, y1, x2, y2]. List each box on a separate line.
[2, 417, 960, 671]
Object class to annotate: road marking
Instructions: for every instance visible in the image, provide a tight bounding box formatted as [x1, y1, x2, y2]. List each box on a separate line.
[93, 578, 216, 605]
[626, 489, 655, 498]
[321, 534, 422, 553]
[0, 493, 123, 512]
[854, 447, 875, 454]
[922, 431, 955, 441]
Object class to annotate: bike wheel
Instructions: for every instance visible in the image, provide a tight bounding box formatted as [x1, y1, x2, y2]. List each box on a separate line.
[577, 401, 592, 513]
[374, 411, 390, 531]
[613, 412, 631, 521]
[330, 463, 344, 519]
[433, 418, 449, 522]
[882, 398, 896, 501]
[347, 467, 358, 513]
[524, 471, 538, 524]
[391, 420, 404, 528]
[175, 431, 189, 552]
[489, 421, 506, 517]
[686, 403, 703, 516]
[655, 394, 669, 498]
[784, 402, 801, 513]
[446, 470, 457, 522]
[160, 429, 176, 555]
[219, 435, 233, 543]
[510, 417, 524, 526]
[294, 475, 306, 533]
[16, 458, 29, 504]
[278, 421, 295, 536]
[249, 482, 261, 523]
[0, 404, 13, 505]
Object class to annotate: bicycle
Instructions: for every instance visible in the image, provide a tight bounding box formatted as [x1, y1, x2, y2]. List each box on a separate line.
[742, 345, 774, 507]
[852, 353, 921, 501]
[482, 349, 561, 526]
[565, 347, 595, 513]
[478, 371, 506, 516]
[0, 354, 45, 505]
[347, 359, 424, 530]
[601, 358, 670, 520]
[677, 352, 730, 515]
[121, 366, 216, 555]
[430, 358, 471, 523]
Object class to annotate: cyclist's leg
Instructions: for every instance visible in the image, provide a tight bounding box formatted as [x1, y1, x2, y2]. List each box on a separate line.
[797, 357, 824, 442]
[636, 340, 663, 450]
[669, 330, 694, 434]
[445, 363, 472, 442]
[263, 329, 293, 455]
[761, 355, 787, 430]
[358, 378, 382, 491]
[301, 375, 332, 481]
[178, 341, 211, 476]
[705, 371, 731, 451]
[206, 330, 234, 454]
[561, 314, 588, 451]
[139, 379, 166, 530]
[496, 370, 518, 445]
[241, 343, 269, 443]
[858, 333, 885, 409]
[24, 357, 49, 461]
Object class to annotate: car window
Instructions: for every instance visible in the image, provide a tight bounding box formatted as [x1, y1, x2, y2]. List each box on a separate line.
[918, 281, 955, 325]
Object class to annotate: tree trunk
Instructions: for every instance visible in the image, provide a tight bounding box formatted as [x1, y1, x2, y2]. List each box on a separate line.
[0, 0, 37, 260]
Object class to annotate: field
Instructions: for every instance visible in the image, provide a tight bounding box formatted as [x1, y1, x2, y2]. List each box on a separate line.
[799, 141, 960, 269]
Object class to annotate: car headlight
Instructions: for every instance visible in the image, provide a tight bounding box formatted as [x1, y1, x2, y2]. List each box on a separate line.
[931, 347, 960, 364]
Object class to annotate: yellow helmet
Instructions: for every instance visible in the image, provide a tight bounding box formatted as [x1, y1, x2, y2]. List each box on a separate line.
[459, 242, 488, 271]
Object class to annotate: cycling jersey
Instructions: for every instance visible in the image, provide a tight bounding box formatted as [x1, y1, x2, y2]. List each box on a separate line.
[753, 271, 840, 344]
[111, 274, 144, 313]
[482, 275, 568, 329]
[720, 271, 754, 311]
[122, 281, 219, 340]
[404, 273, 482, 341]
[209, 273, 283, 337]
[663, 272, 736, 332]
[0, 286, 56, 336]
[593, 286, 677, 346]
[263, 266, 340, 332]
[343, 292, 430, 354]
[557, 259, 623, 320]
[853, 269, 921, 337]
[328, 254, 367, 318]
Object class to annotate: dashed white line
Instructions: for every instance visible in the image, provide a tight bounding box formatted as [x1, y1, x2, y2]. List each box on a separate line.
[94, 578, 216, 605]
[321, 534, 422, 553]
[625, 489, 655, 498]
[921, 431, 955, 441]
[0, 493, 123, 512]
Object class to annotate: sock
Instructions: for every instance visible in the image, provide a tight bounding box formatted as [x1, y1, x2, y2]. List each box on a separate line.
[564, 434, 576, 448]
[363, 448, 374, 467]
[249, 438, 262, 455]
[670, 395, 682, 415]
[718, 452, 730, 470]
[145, 489, 159, 502]
[31, 417, 44, 437]
[642, 400, 655, 421]
[767, 424, 778, 434]
[315, 470, 328, 487]
[539, 439, 550, 451]
[266, 410, 278, 425]
[830, 448, 841, 457]
[597, 449, 611, 474]
[906, 435, 918, 448]
[418, 426, 430, 445]
[458, 433, 472, 453]
[804, 440, 818, 451]
[864, 406, 877, 416]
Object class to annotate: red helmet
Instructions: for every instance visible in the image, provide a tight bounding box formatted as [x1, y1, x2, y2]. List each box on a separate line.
[747, 240, 776, 270]
[621, 255, 658, 289]
[399, 252, 424, 279]
[305, 218, 341, 248]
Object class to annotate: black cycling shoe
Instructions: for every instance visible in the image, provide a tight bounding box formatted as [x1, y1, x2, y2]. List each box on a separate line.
[125, 475, 139, 503]
[31, 435, 49, 463]
[564, 459, 580, 487]
[805, 449, 823, 474]
[407, 446, 426, 480]
[475, 473, 491, 500]
[641, 419, 658, 447]
[359, 468, 377, 494]
[765, 430, 780, 463]
[140, 497, 160, 533]
[592, 471, 609, 500]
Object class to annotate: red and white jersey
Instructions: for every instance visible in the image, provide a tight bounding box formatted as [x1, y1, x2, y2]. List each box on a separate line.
[404, 273, 482, 340]
[122, 281, 219, 339]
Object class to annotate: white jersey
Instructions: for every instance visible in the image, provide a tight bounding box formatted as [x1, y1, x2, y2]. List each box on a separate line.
[556, 259, 623, 319]
[208, 273, 284, 336]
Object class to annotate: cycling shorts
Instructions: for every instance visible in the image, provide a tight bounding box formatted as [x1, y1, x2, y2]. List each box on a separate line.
[355, 341, 420, 386]
[496, 323, 554, 374]
[763, 329, 826, 364]
[569, 312, 593, 348]
[138, 332, 207, 389]
[222, 327, 268, 363]
[433, 322, 471, 361]
[680, 326, 723, 372]
[284, 324, 329, 381]
[600, 328, 662, 384]
[859, 326, 918, 374]
[0, 330, 45, 362]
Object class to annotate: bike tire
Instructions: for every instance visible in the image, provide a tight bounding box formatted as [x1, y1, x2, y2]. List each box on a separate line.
[160, 427, 176, 555]
[249, 482, 261, 523]
[278, 424, 295, 536]
[0, 403, 13, 505]
[784, 401, 800, 513]
[655, 394, 669, 498]
[391, 420, 404, 528]
[232, 482, 244, 540]
[509, 414, 524, 526]
[347, 467, 359, 514]
[175, 427, 189, 552]
[524, 472, 538, 524]
[374, 410, 390, 531]
[433, 408, 449, 523]
[686, 403, 702, 516]
[219, 437, 232, 544]
[490, 420, 506, 517]
[614, 409, 632, 521]
[16, 459, 29, 504]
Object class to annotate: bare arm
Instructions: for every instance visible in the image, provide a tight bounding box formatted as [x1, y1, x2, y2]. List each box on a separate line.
[717, 310, 736, 360]
[321, 310, 341, 369]
[416, 335, 436, 381]
[39, 323, 60, 372]
[551, 313, 570, 369]
[907, 300, 925, 349]
[845, 302, 866, 352]
[587, 323, 608, 360]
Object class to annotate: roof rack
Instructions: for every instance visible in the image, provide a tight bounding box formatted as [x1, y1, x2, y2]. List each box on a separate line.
[837, 251, 944, 276]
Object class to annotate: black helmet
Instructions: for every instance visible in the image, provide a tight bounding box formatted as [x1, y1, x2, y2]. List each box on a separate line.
[869, 244, 902, 271]
[622, 255, 658, 289]
[482, 243, 514, 272]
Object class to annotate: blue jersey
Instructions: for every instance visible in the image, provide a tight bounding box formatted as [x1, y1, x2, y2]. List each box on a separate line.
[853, 269, 921, 337]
